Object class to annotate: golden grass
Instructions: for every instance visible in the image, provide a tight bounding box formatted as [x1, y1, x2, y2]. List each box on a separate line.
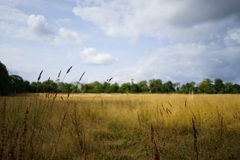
[1, 93, 240, 159]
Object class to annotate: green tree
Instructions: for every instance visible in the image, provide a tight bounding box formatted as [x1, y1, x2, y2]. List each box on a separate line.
[23, 80, 31, 92]
[103, 82, 111, 93]
[214, 78, 224, 93]
[58, 82, 71, 93]
[137, 80, 149, 93]
[149, 79, 162, 93]
[30, 82, 40, 92]
[179, 84, 187, 93]
[69, 83, 79, 93]
[232, 84, 240, 94]
[173, 82, 180, 92]
[91, 81, 104, 93]
[224, 82, 233, 93]
[104, 82, 119, 93]
[42, 79, 57, 92]
[130, 83, 139, 93]
[80, 81, 103, 93]
[80, 83, 89, 93]
[161, 81, 175, 93]
[71, 82, 81, 93]
[199, 78, 214, 93]
[9, 75, 25, 93]
[0, 61, 10, 95]
[118, 82, 131, 93]
[110, 83, 119, 93]
[179, 81, 196, 93]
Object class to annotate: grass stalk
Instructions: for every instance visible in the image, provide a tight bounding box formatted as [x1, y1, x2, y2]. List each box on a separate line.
[192, 118, 198, 160]
[19, 108, 29, 160]
[151, 124, 160, 160]
[52, 111, 68, 160]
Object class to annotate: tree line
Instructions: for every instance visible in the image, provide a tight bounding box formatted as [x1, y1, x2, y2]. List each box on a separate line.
[1, 61, 240, 95]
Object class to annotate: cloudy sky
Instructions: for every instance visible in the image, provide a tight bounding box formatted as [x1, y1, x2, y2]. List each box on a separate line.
[1, 0, 240, 85]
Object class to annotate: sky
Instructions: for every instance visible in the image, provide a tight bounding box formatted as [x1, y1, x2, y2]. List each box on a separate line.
[1, 0, 240, 85]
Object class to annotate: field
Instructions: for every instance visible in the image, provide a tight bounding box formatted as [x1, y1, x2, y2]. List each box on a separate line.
[1, 93, 240, 160]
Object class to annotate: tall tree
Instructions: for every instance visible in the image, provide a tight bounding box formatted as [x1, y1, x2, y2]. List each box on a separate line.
[10, 75, 25, 93]
[199, 78, 214, 93]
[130, 83, 139, 93]
[105, 82, 119, 93]
[42, 79, 57, 92]
[103, 82, 111, 93]
[214, 78, 224, 93]
[161, 81, 175, 93]
[180, 81, 196, 93]
[173, 82, 180, 92]
[224, 82, 233, 93]
[0, 61, 10, 95]
[137, 80, 149, 93]
[232, 84, 240, 94]
[149, 79, 162, 93]
[118, 82, 131, 93]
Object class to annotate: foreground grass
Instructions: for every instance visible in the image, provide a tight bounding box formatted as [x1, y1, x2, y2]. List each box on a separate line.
[0, 93, 240, 159]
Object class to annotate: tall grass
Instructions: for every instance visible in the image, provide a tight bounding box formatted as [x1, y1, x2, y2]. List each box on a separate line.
[0, 94, 240, 159]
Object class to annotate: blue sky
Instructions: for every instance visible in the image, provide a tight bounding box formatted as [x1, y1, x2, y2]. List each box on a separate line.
[1, 0, 240, 85]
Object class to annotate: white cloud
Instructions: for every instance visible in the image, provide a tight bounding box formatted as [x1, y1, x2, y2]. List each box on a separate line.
[113, 42, 240, 84]
[56, 28, 84, 44]
[0, 5, 29, 39]
[73, 0, 240, 43]
[0, 5, 28, 23]
[28, 14, 54, 38]
[27, 14, 85, 45]
[56, 18, 72, 24]
[1, 0, 240, 85]
[0, 4, 85, 45]
[67, 47, 118, 65]
[224, 28, 240, 46]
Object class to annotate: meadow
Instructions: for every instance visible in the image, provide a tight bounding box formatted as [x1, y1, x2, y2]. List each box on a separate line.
[0, 93, 240, 160]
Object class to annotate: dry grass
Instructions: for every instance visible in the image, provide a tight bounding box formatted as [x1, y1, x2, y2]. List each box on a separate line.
[1, 93, 240, 159]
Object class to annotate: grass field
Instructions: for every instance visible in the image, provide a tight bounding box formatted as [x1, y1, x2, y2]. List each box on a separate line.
[1, 93, 240, 160]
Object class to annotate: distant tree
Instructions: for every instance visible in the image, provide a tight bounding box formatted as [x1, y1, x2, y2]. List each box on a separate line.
[199, 78, 214, 93]
[232, 84, 240, 94]
[103, 82, 111, 93]
[91, 81, 104, 93]
[179, 84, 188, 93]
[9, 75, 25, 93]
[29, 82, 39, 92]
[214, 78, 224, 93]
[137, 80, 149, 93]
[130, 83, 139, 93]
[118, 82, 131, 93]
[224, 82, 233, 93]
[80, 83, 89, 93]
[173, 82, 180, 92]
[161, 81, 175, 93]
[71, 81, 81, 93]
[58, 82, 70, 93]
[80, 81, 103, 93]
[23, 80, 31, 92]
[104, 82, 119, 93]
[0, 61, 10, 95]
[69, 83, 79, 93]
[149, 79, 162, 93]
[110, 83, 119, 93]
[42, 79, 57, 92]
[179, 81, 196, 93]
